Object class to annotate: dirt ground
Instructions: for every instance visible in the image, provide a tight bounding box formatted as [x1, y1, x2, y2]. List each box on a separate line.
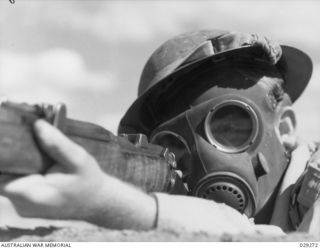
[0, 197, 319, 242]
[0, 222, 318, 242]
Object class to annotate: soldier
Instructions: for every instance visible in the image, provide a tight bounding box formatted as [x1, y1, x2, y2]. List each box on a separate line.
[118, 30, 318, 231]
[0, 30, 318, 236]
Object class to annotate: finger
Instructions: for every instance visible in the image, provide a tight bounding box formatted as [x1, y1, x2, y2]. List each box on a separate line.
[0, 173, 74, 208]
[34, 120, 94, 172]
[0, 174, 20, 196]
[0, 174, 49, 203]
[0, 174, 69, 218]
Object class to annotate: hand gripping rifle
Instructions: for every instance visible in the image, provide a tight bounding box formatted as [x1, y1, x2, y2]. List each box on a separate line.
[0, 99, 187, 195]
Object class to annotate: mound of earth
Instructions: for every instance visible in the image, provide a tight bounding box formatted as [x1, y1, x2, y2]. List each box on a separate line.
[0, 197, 319, 242]
[0, 221, 318, 242]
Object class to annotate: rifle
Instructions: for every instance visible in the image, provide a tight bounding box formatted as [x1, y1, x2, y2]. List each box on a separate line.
[0, 99, 187, 195]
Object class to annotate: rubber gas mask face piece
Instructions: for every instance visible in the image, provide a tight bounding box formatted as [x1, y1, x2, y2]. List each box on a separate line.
[151, 79, 292, 218]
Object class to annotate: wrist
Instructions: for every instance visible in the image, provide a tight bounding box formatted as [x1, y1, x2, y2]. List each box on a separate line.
[83, 174, 157, 230]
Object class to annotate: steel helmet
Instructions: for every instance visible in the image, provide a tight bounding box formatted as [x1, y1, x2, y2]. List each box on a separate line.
[118, 29, 313, 136]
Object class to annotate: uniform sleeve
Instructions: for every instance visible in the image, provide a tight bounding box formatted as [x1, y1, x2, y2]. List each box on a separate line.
[152, 193, 285, 236]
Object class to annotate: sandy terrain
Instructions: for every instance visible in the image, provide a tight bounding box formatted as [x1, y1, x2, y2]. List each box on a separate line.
[0, 222, 318, 242]
[0, 197, 319, 242]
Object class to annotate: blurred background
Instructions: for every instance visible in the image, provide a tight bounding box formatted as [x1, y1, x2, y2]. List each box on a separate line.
[0, 0, 319, 140]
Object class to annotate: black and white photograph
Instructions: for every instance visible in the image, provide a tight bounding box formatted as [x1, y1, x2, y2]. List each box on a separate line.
[0, 0, 319, 244]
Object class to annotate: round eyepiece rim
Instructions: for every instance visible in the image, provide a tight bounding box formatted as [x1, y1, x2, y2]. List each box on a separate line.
[204, 100, 259, 154]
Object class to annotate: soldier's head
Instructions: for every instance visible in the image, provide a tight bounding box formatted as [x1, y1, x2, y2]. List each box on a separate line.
[118, 30, 313, 221]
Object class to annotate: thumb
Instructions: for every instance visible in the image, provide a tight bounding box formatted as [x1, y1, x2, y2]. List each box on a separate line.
[34, 119, 94, 172]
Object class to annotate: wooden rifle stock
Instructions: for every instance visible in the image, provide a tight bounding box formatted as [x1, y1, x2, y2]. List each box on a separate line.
[0, 100, 187, 194]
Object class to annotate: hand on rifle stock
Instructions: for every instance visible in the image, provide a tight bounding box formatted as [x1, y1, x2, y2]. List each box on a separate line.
[0, 120, 157, 230]
[0, 120, 107, 219]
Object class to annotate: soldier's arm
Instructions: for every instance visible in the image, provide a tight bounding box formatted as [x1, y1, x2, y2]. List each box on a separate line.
[0, 120, 157, 230]
[0, 120, 283, 236]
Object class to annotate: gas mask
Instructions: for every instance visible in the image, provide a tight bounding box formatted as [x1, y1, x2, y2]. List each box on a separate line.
[118, 30, 312, 221]
[150, 80, 294, 218]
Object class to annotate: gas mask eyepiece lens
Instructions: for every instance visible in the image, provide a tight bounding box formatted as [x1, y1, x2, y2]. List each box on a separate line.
[205, 100, 259, 153]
